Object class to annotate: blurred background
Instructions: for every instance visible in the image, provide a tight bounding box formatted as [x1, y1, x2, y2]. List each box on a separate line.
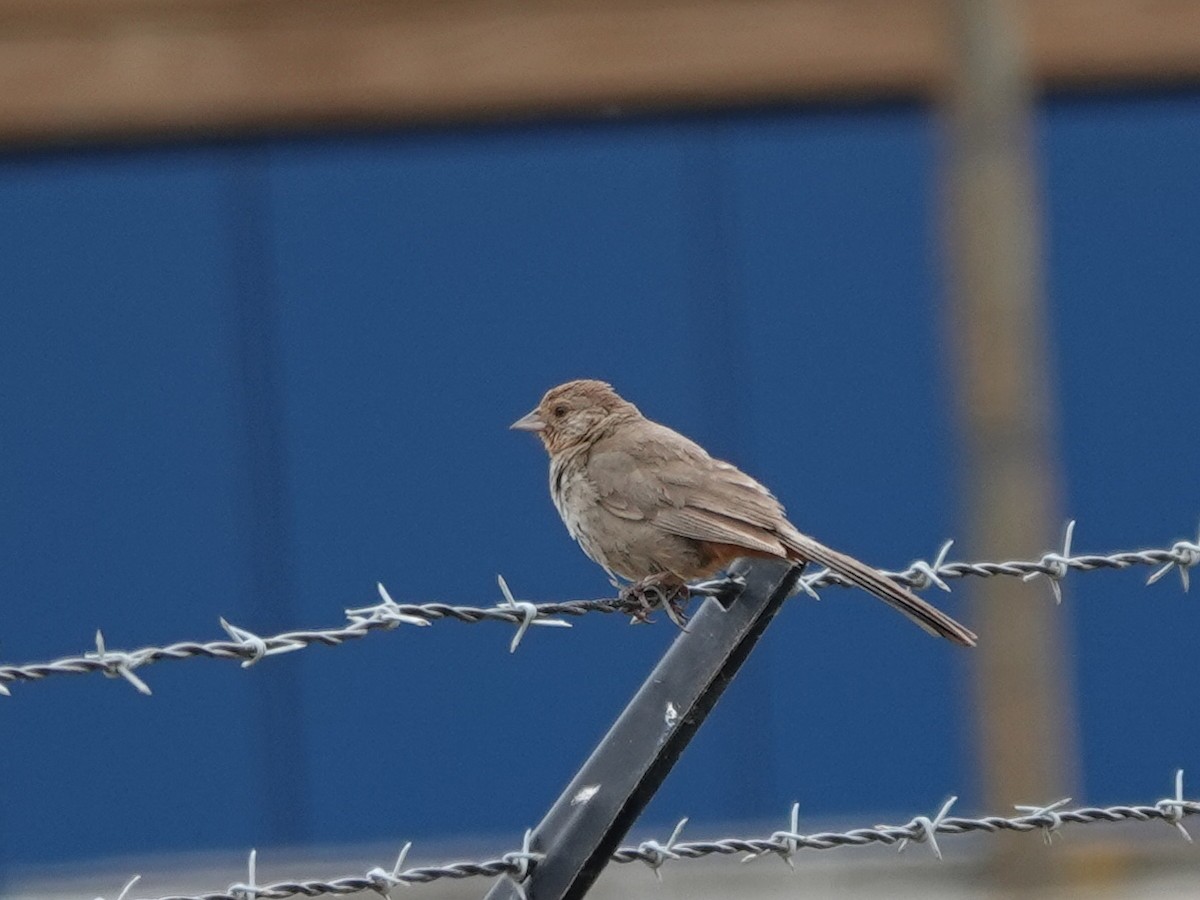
[2, 0, 1199, 896]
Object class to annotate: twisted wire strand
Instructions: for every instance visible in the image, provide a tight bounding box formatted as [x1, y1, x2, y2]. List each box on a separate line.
[613, 804, 1193, 861]
[3, 524, 1196, 695]
[146, 858, 522, 900]
[117, 792, 1198, 900]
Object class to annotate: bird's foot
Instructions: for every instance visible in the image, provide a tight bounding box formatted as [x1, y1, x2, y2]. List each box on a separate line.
[620, 577, 691, 630]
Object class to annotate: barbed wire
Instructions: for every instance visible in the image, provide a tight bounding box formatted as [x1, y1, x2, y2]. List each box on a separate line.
[2, 520, 1196, 696]
[94, 771, 1197, 900]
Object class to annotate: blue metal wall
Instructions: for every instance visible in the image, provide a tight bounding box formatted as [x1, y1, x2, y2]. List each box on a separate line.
[1, 93, 1197, 872]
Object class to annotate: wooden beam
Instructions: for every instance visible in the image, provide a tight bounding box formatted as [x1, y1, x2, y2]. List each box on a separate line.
[940, 0, 1076, 888]
[1, 0, 1198, 145]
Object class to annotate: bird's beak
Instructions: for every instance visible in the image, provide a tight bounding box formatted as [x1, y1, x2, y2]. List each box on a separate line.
[510, 409, 546, 432]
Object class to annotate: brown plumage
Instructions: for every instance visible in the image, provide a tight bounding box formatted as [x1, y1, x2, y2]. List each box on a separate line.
[512, 379, 976, 647]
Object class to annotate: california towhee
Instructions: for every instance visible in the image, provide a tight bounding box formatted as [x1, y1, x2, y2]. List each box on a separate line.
[512, 379, 976, 646]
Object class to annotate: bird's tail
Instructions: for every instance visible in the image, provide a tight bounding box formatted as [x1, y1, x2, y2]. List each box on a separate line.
[785, 533, 977, 647]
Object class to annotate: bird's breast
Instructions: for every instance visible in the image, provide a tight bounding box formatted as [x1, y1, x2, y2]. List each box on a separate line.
[549, 452, 635, 577]
[548, 454, 591, 543]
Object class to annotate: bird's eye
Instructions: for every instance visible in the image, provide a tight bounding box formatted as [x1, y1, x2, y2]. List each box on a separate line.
[553, 404, 568, 419]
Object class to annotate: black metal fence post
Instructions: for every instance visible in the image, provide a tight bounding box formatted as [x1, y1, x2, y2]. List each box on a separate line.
[484, 558, 802, 900]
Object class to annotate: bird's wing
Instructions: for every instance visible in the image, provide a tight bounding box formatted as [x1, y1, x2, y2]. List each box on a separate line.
[586, 422, 791, 556]
[654, 506, 788, 556]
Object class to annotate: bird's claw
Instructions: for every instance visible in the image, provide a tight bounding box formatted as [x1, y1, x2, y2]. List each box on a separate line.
[663, 592, 690, 631]
[620, 579, 691, 630]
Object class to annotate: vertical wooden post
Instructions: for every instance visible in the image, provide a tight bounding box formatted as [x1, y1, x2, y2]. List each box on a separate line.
[939, 0, 1077, 887]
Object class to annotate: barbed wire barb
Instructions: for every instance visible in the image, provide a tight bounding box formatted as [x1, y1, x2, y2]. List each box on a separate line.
[741, 801, 801, 868]
[497, 829, 539, 899]
[226, 849, 261, 900]
[636, 817, 688, 881]
[1012, 797, 1072, 844]
[497, 575, 571, 653]
[1157, 769, 1195, 843]
[896, 796, 957, 860]
[1021, 519, 1076, 603]
[365, 842, 412, 897]
[905, 540, 955, 593]
[97, 874, 141, 900]
[1145, 523, 1200, 591]
[218, 619, 268, 668]
[88, 629, 153, 695]
[347, 584, 433, 630]
[4, 522, 1199, 695]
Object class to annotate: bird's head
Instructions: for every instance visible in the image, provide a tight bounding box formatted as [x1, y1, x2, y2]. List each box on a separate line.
[511, 379, 639, 454]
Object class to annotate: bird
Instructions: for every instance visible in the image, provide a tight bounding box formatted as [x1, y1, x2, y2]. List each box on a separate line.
[511, 379, 976, 646]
